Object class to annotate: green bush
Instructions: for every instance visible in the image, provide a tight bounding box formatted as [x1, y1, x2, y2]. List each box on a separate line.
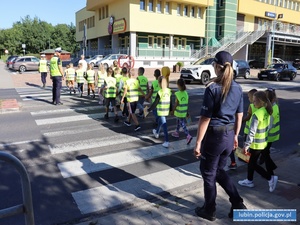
[176, 61, 184, 67]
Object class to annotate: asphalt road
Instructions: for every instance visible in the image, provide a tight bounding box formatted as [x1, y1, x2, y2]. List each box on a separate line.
[0, 70, 299, 225]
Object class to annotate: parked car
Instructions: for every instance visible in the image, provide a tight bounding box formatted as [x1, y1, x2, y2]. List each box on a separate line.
[86, 55, 104, 67]
[95, 54, 127, 68]
[6, 55, 18, 65]
[180, 57, 238, 85]
[235, 59, 251, 79]
[257, 63, 297, 81]
[12, 56, 40, 73]
[6, 56, 18, 69]
[292, 59, 300, 69]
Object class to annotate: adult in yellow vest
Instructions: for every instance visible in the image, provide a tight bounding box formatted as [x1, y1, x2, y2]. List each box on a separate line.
[121, 68, 145, 131]
[145, 69, 161, 124]
[239, 91, 278, 193]
[171, 78, 192, 145]
[86, 63, 96, 98]
[39, 54, 48, 88]
[147, 76, 171, 148]
[97, 63, 107, 105]
[103, 67, 119, 122]
[65, 63, 76, 94]
[50, 47, 64, 105]
[136, 67, 149, 117]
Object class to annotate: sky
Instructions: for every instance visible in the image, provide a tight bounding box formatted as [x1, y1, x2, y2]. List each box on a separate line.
[0, 0, 86, 29]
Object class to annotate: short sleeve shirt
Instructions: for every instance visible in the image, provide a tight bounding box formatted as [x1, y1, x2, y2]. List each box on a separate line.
[200, 81, 243, 126]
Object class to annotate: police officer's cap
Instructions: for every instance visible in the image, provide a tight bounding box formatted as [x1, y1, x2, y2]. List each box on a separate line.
[55, 47, 62, 53]
[214, 51, 233, 67]
[41, 54, 46, 57]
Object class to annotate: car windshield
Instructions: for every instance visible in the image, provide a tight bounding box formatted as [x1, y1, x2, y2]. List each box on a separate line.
[267, 64, 284, 69]
[102, 55, 111, 60]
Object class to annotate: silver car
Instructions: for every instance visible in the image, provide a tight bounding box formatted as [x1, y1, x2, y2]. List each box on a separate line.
[12, 56, 40, 73]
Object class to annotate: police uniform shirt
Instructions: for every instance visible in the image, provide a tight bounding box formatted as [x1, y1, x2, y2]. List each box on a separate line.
[200, 81, 243, 126]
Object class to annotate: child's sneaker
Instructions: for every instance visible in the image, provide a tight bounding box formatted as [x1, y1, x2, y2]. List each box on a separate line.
[152, 129, 159, 139]
[268, 175, 278, 192]
[162, 142, 169, 148]
[238, 179, 254, 188]
[124, 121, 131, 126]
[171, 131, 179, 138]
[134, 125, 141, 131]
[228, 163, 237, 170]
[186, 134, 193, 145]
[104, 114, 109, 119]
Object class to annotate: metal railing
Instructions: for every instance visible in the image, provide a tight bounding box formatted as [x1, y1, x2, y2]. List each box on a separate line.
[0, 152, 35, 225]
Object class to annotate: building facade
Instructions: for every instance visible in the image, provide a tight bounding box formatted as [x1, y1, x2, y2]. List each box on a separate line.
[76, 0, 300, 67]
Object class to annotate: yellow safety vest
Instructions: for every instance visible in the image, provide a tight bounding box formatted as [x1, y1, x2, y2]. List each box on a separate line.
[86, 69, 95, 84]
[157, 88, 171, 116]
[104, 77, 117, 98]
[66, 68, 75, 81]
[250, 107, 270, 150]
[268, 104, 280, 142]
[174, 90, 189, 118]
[76, 69, 85, 83]
[137, 75, 148, 96]
[125, 78, 139, 102]
[120, 76, 129, 96]
[244, 104, 258, 135]
[39, 59, 48, 73]
[97, 71, 107, 87]
[50, 56, 62, 76]
[151, 80, 161, 103]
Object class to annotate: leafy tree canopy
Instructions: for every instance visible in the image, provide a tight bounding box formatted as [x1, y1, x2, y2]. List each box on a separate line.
[0, 15, 79, 55]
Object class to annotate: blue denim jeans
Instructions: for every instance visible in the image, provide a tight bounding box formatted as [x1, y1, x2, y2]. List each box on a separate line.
[156, 116, 169, 142]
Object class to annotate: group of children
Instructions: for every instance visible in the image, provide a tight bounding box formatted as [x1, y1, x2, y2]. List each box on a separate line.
[229, 88, 280, 192]
[64, 61, 193, 148]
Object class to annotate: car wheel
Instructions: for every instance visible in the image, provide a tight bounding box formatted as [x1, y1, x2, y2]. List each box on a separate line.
[244, 71, 250, 79]
[274, 73, 280, 81]
[201, 72, 210, 85]
[290, 72, 296, 81]
[19, 65, 26, 73]
[258, 75, 263, 80]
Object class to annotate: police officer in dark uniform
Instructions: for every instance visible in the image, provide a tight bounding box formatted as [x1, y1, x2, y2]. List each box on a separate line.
[50, 47, 64, 105]
[193, 51, 246, 221]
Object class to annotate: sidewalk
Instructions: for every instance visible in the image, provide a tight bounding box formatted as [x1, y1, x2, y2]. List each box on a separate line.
[70, 150, 300, 225]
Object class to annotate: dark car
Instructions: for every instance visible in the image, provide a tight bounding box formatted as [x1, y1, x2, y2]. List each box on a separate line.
[258, 63, 297, 81]
[293, 59, 300, 69]
[235, 60, 250, 79]
[6, 56, 18, 69]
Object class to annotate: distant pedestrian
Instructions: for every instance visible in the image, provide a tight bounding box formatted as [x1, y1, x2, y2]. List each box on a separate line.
[238, 91, 278, 193]
[39, 54, 48, 88]
[65, 63, 76, 94]
[171, 78, 193, 145]
[78, 54, 87, 72]
[86, 63, 96, 98]
[118, 67, 130, 117]
[50, 47, 64, 105]
[97, 63, 107, 105]
[193, 51, 246, 221]
[75, 63, 85, 97]
[147, 76, 171, 148]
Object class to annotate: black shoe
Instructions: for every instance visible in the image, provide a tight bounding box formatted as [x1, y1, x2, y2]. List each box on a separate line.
[93, 94, 95, 99]
[52, 101, 55, 105]
[114, 115, 119, 122]
[134, 125, 141, 131]
[195, 206, 216, 221]
[228, 203, 247, 218]
[104, 114, 109, 119]
[56, 102, 63, 105]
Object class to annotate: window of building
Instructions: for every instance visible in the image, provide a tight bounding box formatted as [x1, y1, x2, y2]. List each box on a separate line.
[197, 7, 202, 18]
[181, 38, 187, 49]
[148, 36, 154, 48]
[291, 1, 294, 9]
[183, 5, 188, 16]
[173, 38, 179, 48]
[140, 0, 146, 10]
[149, 0, 154, 12]
[218, 25, 223, 36]
[279, 0, 282, 6]
[165, 37, 169, 47]
[177, 4, 181, 15]
[157, 37, 163, 48]
[102, 7, 105, 19]
[219, 0, 224, 7]
[157, 0, 162, 13]
[191, 7, 195, 17]
[99, 8, 102, 20]
[106, 5, 109, 18]
[165, 2, 170, 14]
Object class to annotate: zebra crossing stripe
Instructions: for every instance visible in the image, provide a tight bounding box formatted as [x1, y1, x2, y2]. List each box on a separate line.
[57, 139, 193, 178]
[31, 106, 102, 116]
[72, 162, 201, 215]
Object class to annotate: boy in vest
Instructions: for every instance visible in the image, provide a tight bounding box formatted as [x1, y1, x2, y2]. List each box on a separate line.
[97, 63, 107, 105]
[103, 67, 119, 122]
[121, 68, 145, 131]
[39, 54, 48, 88]
[65, 63, 76, 94]
[86, 63, 96, 98]
[75, 63, 85, 97]
[136, 67, 149, 117]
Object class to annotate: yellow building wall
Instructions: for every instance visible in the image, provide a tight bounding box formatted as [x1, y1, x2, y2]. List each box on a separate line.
[238, 0, 300, 26]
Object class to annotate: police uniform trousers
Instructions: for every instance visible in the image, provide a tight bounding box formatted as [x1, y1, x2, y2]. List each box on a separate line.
[52, 76, 62, 104]
[200, 125, 243, 212]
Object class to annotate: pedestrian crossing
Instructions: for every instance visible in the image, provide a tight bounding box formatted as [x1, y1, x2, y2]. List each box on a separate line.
[14, 86, 247, 217]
